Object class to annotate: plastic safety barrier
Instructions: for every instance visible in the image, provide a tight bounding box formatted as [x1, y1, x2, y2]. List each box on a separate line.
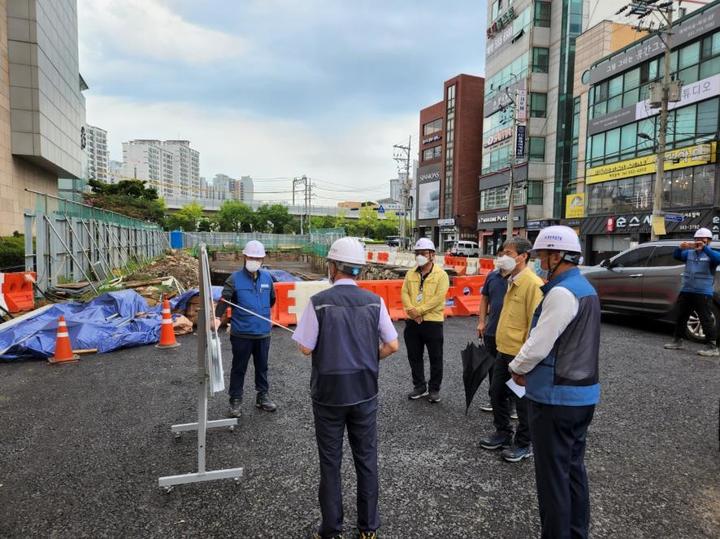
[0, 272, 36, 313]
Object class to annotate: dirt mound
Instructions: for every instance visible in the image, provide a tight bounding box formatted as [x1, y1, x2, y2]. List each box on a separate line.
[127, 249, 198, 289]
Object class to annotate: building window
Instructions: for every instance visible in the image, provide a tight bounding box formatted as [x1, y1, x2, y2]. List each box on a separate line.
[446, 84, 456, 112]
[532, 47, 549, 73]
[422, 146, 442, 161]
[534, 2, 551, 27]
[480, 184, 526, 211]
[530, 92, 547, 118]
[423, 118, 442, 136]
[529, 137, 545, 161]
[527, 181, 543, 205]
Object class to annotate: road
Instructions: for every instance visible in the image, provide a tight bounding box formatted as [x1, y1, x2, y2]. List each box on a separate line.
[1, 316, 718, 538]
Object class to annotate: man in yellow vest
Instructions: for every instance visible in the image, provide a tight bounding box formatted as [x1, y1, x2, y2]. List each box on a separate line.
[401, 238, 450, 403]
[480, 237, 543, 463]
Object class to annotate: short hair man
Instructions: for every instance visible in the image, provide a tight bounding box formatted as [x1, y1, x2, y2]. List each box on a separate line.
[293, 237, 399, 539]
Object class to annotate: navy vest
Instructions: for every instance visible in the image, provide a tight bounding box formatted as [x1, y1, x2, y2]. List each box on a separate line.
[681, 248, 717, 296]
[526, 268, 601, 406]
[310, 285, 381, 406]
[231, 269, 273, 336]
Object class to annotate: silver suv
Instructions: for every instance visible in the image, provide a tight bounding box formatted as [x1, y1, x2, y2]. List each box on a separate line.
[581, 240, 720, 341]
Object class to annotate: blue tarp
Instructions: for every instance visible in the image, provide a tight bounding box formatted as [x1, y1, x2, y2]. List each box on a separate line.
[0, 287, 222, 361]
[267, 269, 301, 282]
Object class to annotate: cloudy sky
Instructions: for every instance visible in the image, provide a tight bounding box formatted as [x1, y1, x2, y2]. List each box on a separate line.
[78, 0, 486, 205]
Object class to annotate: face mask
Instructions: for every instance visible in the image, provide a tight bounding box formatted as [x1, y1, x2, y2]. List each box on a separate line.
[416, 255, 429, 267]
[245, 260, 262, 273]
[495, 255, 517, 273]
[533, 258, 549, 280]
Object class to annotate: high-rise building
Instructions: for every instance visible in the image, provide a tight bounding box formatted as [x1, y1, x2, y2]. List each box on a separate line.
[416, 74, 485, 249]
[0, 0, 88, 232]
[85, 124, 108, 183]
[108, 160, 123, 185]
[239, 175, 254, 203]
[120, 139, 200, 198]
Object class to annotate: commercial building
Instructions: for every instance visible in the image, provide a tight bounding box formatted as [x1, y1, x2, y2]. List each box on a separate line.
[416, 74, 485, 251]
[85, 124, 108, 182]
[121, 139, 200, 199]
[577, 1, 720, 264]
[0, 0, 87, 233]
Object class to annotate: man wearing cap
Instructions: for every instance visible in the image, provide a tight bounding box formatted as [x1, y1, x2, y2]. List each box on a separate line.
[508, 225, 600, 539]
[664, 227, 720, 357]
[293, 237, 399, 539]
[216, 239, 277, 418]
[401, 238, 450, 403]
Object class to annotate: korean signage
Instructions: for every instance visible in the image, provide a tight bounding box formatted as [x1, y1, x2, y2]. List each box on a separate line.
[565, 193, 585, 219]
[516, 89, 527, 122]
[586, 142, 716, 184]
[422, 134, 442, 145]
[477, 208, 526, 230]
[515, 125, 526, 158]
[588, 73, 720, 135]
[588, 2, 720, 85]
[484, 127, 513, 148]
[487, 7, 517, 38]
[583, 209, 716, 236]
[438, 218, 455, 227]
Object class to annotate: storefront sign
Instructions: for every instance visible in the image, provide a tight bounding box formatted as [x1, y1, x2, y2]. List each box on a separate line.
[565, 193, 585, 219]
[438, 218, 455, 226]
[516, 89, 527, 122]
[586, 142, 716, 184]
[582, 209, 715, 236]
[422, 134, 442, 145]
[527, 220, 557, 231]
[484, 78, 527, 117]
[588, 2, 720, 85]
[487, 7, 517, 38]
[636, 73, 720, 121]
[515, 125, 526, 158]
[587, 106, 637, 136]
[484, 127, 513, 148]
[477, 208, 526, 230]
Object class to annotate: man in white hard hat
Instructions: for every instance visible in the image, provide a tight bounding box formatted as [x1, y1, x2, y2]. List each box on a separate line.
[507, 225, 600, 539]
[293, 237, 399, 539]
[215, 239, 277, 417]
[664, 227, 720, 356]
[401, 237, 450, 403]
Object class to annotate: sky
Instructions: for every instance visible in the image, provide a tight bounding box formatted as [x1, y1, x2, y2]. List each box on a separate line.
[77, 0, 486, 205]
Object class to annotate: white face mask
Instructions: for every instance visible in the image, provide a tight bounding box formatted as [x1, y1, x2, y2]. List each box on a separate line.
[416, 255, 429, 267]
[245, 260, 262, 273]
[495, 255, 517, 273]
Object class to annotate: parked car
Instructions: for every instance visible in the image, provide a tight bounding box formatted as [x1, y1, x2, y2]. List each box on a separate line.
[386, 236, 411, 248]
[580, 240, 720, 341]
[449, 240, 480, 257]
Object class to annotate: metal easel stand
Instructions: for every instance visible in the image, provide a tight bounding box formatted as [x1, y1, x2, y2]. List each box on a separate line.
[158, 243, 243, 492]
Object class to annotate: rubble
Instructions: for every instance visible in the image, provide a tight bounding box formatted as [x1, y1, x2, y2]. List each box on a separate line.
[126, 249, 199, 289]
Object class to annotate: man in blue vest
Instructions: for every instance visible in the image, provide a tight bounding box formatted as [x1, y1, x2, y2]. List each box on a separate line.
[508, 226, 600, 539]
[664, 227, 720, 357]
[293, 237, 399, 539]
[216, 239, 277, 418]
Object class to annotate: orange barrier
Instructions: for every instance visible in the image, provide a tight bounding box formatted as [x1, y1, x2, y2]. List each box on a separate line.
[272, 282, 297, 327]
[156, 297, 180, 349]
[444, 256, 468, 276]
[449, 275, 487, 316]
[377, 252, 389, 263]
[1, 272, 36, 313]
[479, 258, 495, 272]
[48, 315, 79, 364]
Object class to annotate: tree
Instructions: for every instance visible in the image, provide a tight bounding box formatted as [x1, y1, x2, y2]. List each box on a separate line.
[84, 179, 166, 224]
[216, 200, 254, 232]
[166, 202, 204, 232]
[310, 215, 337, 230]
[253, 204, 295, 233]
[356, 206, 379, 238]
[197, 217, 216, 232]
[375, 211, 400, 240]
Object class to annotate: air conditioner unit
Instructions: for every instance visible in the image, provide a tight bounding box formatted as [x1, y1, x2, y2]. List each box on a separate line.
[647, 83, 662, 108]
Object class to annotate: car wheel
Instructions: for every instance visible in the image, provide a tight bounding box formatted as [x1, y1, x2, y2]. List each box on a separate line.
[685, 303, 720, 342]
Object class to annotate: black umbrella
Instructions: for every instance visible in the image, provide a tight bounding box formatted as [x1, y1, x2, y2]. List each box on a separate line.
[461, 340, 496, 415]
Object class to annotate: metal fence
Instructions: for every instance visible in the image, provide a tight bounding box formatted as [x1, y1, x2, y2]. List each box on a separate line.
[24, 190, 169, 291]
[183, 229, 346, 256]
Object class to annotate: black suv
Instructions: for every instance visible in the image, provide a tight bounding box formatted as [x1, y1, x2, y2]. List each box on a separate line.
[580, 240, 720, 341]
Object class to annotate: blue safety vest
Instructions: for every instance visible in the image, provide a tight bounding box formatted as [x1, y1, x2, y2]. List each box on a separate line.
[310, 285, 381, 406]
[230, 269, 273, 336]
[525, 267, 601, 406]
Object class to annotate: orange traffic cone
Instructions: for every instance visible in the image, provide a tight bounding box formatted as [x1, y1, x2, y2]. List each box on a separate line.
[156, 296, 180, 349]
[48, 315, 79, 364]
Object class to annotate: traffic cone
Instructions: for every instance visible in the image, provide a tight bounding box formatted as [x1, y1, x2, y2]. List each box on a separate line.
[156, 296, 180, 349]
[48, 315, 79, 364]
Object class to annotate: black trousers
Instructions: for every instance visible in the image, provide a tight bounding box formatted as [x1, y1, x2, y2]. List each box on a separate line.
[313, 399, 379, 537]
[484, 335, 497, 400]
[404, 320, 444, 392]
[490, 352, 530, 447]
[673, 292, 717, 343]
[528, 400, 595, 539]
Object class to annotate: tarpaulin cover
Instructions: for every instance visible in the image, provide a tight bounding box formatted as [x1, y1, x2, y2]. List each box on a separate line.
[170, 286, 222, 312]
[267, 269, 302, 282]
[0, 289, 202, 361]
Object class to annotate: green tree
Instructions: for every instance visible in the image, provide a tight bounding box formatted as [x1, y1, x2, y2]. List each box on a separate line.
[375, 211, 400, 239]
[166, 202, 204, 232]
[355, 206, 379, 238]
[216, 200, 254, 232]
[197, 217, 216, 232]
[84, 179, 166, 224]
[253, 204, 295, 233]
[310, 215, 337, 230]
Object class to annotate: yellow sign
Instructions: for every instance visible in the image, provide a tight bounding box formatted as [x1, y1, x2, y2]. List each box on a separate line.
[565, 193, 585, 219]
[652, 215, 666, 236]
[586, 142, 716, 184]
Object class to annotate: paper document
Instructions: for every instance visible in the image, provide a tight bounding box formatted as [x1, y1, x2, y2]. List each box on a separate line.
[506, 378, 526, 398]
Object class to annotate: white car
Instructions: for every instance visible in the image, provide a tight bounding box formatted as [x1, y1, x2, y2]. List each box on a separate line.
[449, 240, 480, 257]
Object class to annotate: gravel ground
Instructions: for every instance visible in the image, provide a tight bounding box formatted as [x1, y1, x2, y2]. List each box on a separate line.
[1, 315, 719, 538]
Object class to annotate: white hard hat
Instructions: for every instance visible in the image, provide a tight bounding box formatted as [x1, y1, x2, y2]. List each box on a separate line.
[532, 225, 582, 254]
[328, 237, 366, 266]
[414, 238, 436, 252]
[694, 227, 713, 239]
[242, 240, 266, 258]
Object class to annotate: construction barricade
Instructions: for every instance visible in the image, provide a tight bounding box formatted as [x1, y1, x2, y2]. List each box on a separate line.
[0, 272, 36, 314]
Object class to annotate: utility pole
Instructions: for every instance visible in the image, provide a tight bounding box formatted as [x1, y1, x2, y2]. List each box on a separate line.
[293, 176, 309, 234]
[504, 73, 524, 239]
[393, 137, 412, 248]
[619, 0, 680, 241]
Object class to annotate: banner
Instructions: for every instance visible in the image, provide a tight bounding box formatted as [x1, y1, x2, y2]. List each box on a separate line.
[515, 125, 526, 158]
[565, 193, 585, 219]
[417, 181, 440, 220]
